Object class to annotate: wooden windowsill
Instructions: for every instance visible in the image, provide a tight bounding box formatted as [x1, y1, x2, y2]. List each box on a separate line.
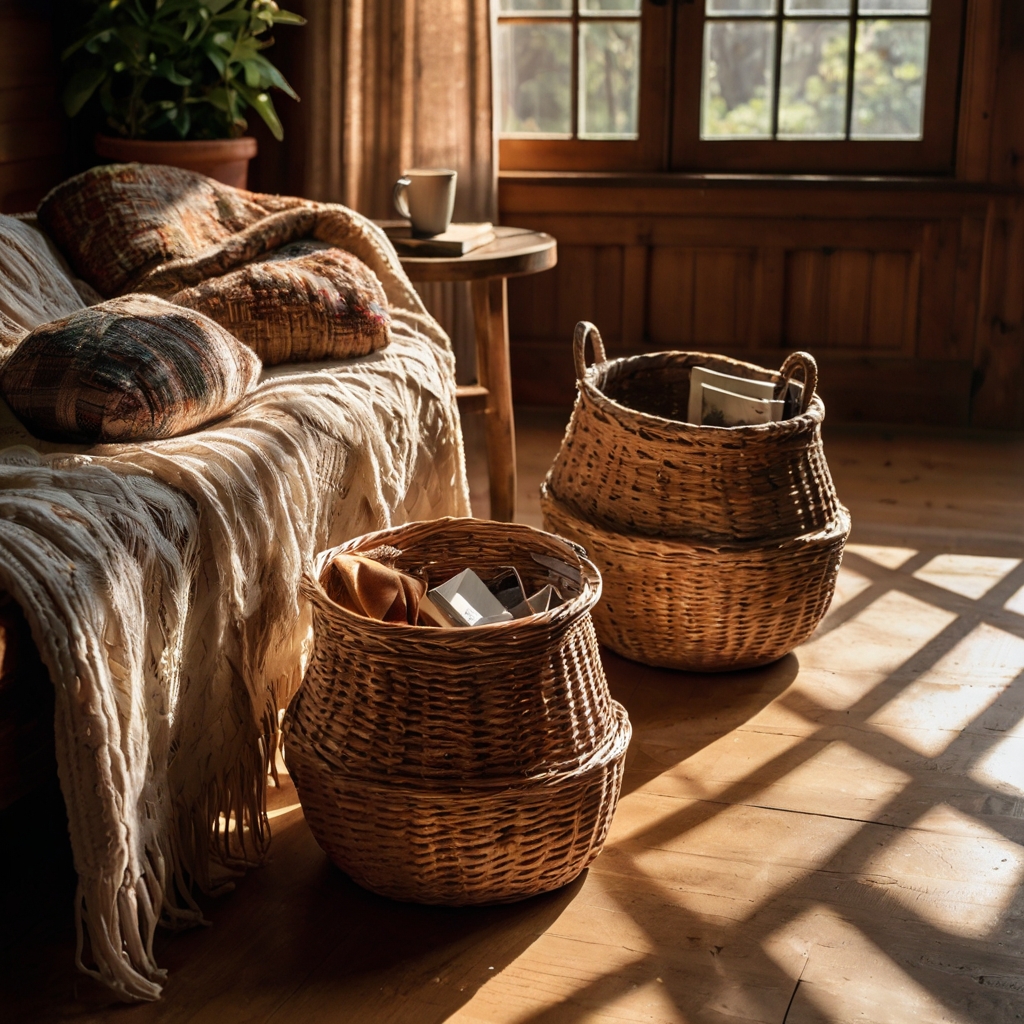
[499, 169, 1023, 195]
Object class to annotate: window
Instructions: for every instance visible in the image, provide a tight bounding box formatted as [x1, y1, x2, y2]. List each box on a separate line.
[498, 0, 964, 175]
[496, 0, 671, 170]
[496, 0, 643, 140]
[701, 1, 931, 142]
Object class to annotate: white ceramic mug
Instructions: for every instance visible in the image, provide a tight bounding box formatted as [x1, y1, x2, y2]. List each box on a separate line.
[393, 168, 457, 236]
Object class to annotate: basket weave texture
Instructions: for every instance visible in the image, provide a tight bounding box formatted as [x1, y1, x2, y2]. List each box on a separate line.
[542, 483, 849, 672]
[548, 328, 840, 542]
[542, 323, 850, 672]
[283, 517, 631, 904]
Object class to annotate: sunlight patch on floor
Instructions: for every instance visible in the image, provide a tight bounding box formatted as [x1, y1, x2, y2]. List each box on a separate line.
[825, 563, 873, 613]
[863, 804, 1024, 939]
[846, 543, 919, 570]
[970, 732, 1024, 797]
[867, 622, 1024, 757]
[795, 590, 956, 709]
[746, 739, 912, 820]
[764, 904, 972, 1024]
[266, 802, 302, 820]
[912, 553, 1021, 600]
[1005, 583, 1024, 616]
[633, 726, 809, 803]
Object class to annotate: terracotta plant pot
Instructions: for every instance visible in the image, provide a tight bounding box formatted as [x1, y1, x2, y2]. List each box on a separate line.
[93, 135, 258, 189]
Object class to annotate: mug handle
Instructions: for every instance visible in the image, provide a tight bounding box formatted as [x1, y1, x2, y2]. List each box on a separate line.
[393, 177, 411, 219]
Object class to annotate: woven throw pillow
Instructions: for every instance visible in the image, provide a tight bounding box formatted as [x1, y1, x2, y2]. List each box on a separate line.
[0, 294, 261, 443]
[37, 163, 272, 297]
[169, 240, 391, 365]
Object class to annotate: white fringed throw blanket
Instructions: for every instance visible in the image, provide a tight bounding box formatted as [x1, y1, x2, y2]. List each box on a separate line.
[0, 206, 470, 1000]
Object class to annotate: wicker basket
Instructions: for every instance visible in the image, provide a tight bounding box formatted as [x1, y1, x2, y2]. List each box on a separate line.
[282, 517, 632, 904]
[542, 483, 849, 672]
[547, 322, 841, 543]
[287, 706, 629, 904]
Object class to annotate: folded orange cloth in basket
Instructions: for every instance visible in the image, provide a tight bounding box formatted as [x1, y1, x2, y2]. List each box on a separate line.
[321, 553, 426, 623]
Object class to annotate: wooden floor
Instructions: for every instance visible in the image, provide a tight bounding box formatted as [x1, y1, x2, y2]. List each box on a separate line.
[3, 411, 1024, 1023]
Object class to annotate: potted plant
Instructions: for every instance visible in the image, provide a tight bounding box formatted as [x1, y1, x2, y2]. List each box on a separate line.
[61, 0, 305, 188]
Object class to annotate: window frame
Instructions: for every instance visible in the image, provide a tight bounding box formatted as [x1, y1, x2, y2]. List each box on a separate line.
[497, 1, 674, 171]
[670, 0, 966, 174]
[498, 0, 967, 176]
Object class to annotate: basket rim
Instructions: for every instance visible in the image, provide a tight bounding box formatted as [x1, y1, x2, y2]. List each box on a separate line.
[541, 483, 851, 553]
[304, 516, 604, 636]
[580, 348, 825, 436]
[286, 701, 632, 792]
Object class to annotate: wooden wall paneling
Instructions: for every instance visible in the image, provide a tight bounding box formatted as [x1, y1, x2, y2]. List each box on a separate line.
[594, 246, 624, 347]
[506, 211, 930, 253]
[784, 250, 825, 350]
[826, 250, 873, 350]
[693, 249, 756, 348]
[951, 214, 988, 360]
[553, 246, 596, 343]
[957, 0, 1001, 182]
[508, 265, 558, 341]
[620, 245, 648, 348]
[867, 250, 920, 354]
[0, 119, 65, 166]
[917, 220, 962, 359]
[647, 247, 695, 347]
[971, 198, 1024, 428]
[501, 175, 1016, 425]
[500, 177, 994, 222]
[0, 2, 64, 213]
[751, 247, 785, 350]
[537, 244, 626, 346]
[988, 1, 1024, 188]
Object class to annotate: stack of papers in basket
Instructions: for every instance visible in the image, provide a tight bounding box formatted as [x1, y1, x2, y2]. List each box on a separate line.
[419, 556, 577, 628]
[687, 366, 802, 427]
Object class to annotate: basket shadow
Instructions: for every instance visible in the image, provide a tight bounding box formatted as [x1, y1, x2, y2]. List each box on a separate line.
[167, 824, 589, 1024]
[601, 648, 801, 797]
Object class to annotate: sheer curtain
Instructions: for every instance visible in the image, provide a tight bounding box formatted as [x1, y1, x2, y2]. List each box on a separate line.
[296, 0, 497, 376]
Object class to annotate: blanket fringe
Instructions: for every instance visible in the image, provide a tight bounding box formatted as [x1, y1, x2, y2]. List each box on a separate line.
[0, 192, 470, 1003]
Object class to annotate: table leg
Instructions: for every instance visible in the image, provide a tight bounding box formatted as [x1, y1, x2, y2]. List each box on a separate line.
[471, 277, 517, 522]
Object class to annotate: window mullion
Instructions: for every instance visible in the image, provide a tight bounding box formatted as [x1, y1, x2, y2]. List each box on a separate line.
[571, 2, 580, 139]
[843, 4, 858, 139]
[770, 6, 784, 140]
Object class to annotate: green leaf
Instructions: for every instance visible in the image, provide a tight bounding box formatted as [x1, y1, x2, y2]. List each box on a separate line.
[62, 65, 107, 117]
[202, 37, 228, 74]
[169, 103, 191, 138]
[61, 28, 113, 62]
[248, 53, 298, 99]
[271, 10, 306, 25]
[242, 58, 261, 88]
[205, 85, 231, 112]
[238, 84, 283, 141]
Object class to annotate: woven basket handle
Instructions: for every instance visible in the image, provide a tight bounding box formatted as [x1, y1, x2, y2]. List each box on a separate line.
[776, 351, 818, 414]
[573, 321, 607, 381]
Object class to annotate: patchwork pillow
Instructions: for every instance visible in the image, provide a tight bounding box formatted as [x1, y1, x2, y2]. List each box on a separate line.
[169, 240, 391, 365]
[36, 163, 273, 297]
[0, 294, 261, 443]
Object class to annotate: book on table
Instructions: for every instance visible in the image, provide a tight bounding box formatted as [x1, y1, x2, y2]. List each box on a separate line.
[383, 222, 496, 257]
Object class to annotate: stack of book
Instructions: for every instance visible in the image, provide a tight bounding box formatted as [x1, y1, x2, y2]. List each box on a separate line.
[383, 221, 496, 257]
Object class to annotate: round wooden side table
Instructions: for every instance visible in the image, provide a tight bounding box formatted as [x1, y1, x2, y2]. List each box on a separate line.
[395, 226, 557, 523]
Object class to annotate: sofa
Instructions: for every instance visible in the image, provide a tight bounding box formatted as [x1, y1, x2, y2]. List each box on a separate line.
[0, 164, 470, 1001]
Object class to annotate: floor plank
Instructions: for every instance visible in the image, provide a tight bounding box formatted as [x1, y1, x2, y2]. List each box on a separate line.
[3, 411, 1024, 1023]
